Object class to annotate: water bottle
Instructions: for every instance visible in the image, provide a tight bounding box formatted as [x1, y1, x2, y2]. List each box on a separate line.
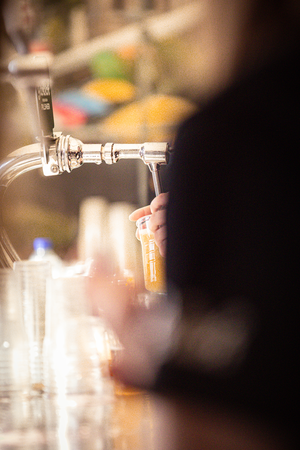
[29, 237, 63, 277]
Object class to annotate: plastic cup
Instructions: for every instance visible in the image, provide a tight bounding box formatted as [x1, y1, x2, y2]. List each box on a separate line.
[136, 215, 166, 293]
[43, 274, 107, 395]
[0, 268, 30, 394]
[14, 260, 52, 391]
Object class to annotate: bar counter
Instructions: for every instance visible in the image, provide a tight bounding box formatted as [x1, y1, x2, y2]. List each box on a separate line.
[0, 382, 155, 450]
[1, 380, 292, 450]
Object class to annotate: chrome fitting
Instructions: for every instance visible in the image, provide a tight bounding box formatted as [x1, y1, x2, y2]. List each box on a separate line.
[57, 134, 83, 173]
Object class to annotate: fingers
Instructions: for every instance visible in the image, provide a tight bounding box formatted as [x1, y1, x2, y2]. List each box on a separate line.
[129, 205, 151, 222]
[150, 193, 169, 213]
[129, 193, 169, 222]
[129, 193, 169, 250]
[148, 208, 166, 232]
[129, 206, 151, 240]
[148, 210, 167, 257]
[154, 226, 167, 257]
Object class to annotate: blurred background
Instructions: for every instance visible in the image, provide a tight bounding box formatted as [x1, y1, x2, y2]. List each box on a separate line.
[0, 0, 213, 266]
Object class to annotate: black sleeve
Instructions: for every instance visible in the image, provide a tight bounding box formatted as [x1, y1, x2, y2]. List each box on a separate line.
[152, 55, 299, 443]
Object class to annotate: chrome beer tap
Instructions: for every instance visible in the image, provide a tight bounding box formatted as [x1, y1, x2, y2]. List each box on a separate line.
[41, 136, 169, 193]
[0, 55, 171, 268]
[0, 135, 170, 268]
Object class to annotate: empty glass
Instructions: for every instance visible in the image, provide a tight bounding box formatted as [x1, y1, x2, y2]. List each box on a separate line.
[14, 260, 52, 391]
[0, 268, 30, 395]
[43, 274, 109, 395]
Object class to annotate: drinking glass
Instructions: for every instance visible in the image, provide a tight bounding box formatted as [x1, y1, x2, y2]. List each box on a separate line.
[43, 274, 109, 395]
[14, 260, 52, 391]
[136, 215, 166, 293]
[0, 268, 30, 395]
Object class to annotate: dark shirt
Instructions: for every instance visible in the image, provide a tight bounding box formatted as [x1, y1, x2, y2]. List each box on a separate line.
[155, 46, 299, 444]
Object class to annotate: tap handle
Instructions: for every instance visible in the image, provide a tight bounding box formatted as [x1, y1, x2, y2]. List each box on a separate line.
[35, 79, 55, 163]
[7, 53, 55, 161]
[36, 81, 55, 138]
[3, 0, 55, 156]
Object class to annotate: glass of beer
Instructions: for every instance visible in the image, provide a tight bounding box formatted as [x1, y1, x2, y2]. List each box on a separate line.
[136, 215, 166, 293]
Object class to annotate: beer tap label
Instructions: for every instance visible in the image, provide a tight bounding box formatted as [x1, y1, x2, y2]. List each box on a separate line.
[36, 84, 54, 137]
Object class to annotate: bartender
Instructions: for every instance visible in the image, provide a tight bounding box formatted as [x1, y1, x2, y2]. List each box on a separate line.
[89, 0, 299, 448]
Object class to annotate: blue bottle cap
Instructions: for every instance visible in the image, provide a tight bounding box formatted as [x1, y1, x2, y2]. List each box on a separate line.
[33, 237, 53, 251]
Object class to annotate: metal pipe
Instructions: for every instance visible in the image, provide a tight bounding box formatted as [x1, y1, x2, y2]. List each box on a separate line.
[0, 144, 42, 268]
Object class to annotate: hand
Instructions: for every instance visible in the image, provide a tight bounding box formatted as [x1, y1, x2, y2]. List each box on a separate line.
[129, 193, 169, 257]
[149, 193, 169, 258]
[87, 258, 177, 389]
[87, 259, 131, 332]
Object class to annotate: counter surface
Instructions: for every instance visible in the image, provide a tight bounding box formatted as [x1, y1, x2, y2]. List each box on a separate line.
[1, 381, 292, 450]
[0, 382, 154, 450]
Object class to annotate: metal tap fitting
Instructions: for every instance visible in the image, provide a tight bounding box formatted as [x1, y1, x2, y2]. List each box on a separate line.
[41, 135, 170, 194]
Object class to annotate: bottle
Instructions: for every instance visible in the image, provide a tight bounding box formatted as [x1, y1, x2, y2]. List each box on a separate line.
[29, 237, 63, 277]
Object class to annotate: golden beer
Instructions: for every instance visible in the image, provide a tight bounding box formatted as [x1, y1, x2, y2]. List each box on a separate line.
[137, 215, 166, 293]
